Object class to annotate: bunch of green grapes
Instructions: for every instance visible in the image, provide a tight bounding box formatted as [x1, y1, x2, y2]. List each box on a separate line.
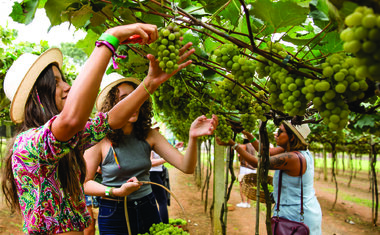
[230, 55, 256, 85]
[187, 98, 203, 120]
[138, 222, 189, 235]
[169, 218, 188, 226]
[341, 6, 380, 81]
[169, 75, 187, 98]
[266, 64, 308, 116]
[321, 54, 368, 102]
[216, 76, 241, 110]
[307, 53, 369, 131]
[213, 43, 240, 69]
[253, 184, 274, 193]
[154, 23, 184, 74]
[240, 112, 257, 133]
[237, 91, 270, 132]
[256, 42, 287, 78]
[255, 42, 308, 116]
[215, 115, 234, 143]
[213, 44, 256, 85]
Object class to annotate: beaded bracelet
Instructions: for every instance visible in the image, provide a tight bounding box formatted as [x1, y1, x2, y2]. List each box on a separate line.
[249, 137, 257, 143]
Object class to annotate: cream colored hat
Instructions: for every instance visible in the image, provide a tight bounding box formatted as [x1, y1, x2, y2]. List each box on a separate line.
[282, 121, 311, 145]
[96, 72, 141, 111]
[3, 48, 63, 123]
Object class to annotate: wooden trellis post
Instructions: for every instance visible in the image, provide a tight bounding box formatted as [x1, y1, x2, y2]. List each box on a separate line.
[213, 143, 225, 234]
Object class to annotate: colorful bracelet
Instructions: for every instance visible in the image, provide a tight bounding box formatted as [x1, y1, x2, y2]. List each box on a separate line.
[95, 40, 126, 69]
[98, 33, 120, 51]
[249, 137, 257, 143]
[105, 186, 112, 196]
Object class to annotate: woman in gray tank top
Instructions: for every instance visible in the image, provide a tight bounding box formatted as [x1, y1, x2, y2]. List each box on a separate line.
[83, 73, 218, 235]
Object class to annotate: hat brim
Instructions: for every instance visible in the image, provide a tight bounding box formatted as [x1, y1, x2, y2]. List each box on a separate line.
[11, 48, 63, 123]
[282, 121, 308, 146]
[96, 77, 141, 111]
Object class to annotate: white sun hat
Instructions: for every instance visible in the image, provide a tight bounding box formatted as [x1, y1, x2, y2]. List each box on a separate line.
[96, 72, 141, 111]
[3, 48, 63, 123]
[282, 121, 311, 145]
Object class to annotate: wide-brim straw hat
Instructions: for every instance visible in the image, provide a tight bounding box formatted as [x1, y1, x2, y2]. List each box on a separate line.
[3, 48, 63, 123]
[96, 73, 141, 111]
[282, 121, 311, 145]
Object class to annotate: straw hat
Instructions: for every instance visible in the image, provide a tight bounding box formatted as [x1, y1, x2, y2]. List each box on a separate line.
[3, 48, 63, 123]
[96, 73, 141, 111]
[282, 121, 311, 145]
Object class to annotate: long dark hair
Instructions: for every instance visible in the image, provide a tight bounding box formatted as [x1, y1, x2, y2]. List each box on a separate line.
[1, 64, 86, 212]
[100, 81, 152, 145]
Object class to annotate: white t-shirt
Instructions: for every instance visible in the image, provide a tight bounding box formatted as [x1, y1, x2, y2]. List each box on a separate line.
[150, 151, 163, 172]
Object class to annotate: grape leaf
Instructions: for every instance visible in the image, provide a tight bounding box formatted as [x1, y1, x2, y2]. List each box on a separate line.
[309, 0, 330, 29]
[314, 31, 343, 54]
[219, 0, 241, 27]
[250, 0, 308, 30]
[70, 5, 92, 28]
[76, 29, 98, 56]
[354, 114, 380, 129]
[45, 0, 78, 26]
[10, 0, 39, 25]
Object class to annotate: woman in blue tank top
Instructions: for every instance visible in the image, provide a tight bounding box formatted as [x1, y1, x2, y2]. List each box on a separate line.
[216, 121, 322, 234]
[83, 73, 218, 235]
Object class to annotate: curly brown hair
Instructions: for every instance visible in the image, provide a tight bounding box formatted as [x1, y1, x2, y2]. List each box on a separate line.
[100, 81, 152, 145]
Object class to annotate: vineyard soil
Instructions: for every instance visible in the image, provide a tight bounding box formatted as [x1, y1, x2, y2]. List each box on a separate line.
[0, 166, 380, 234]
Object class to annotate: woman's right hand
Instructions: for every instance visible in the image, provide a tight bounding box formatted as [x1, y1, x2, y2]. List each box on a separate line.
[105, 23, 158, 45]
[113, 177, 143, 197]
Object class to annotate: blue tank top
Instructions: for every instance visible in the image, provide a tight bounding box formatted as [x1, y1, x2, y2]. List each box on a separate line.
[272, 150, 322, 234]
[101, 132, 152, 200]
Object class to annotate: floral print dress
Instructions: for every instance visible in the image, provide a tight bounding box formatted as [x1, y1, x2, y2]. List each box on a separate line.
[11, 113, 110, 234]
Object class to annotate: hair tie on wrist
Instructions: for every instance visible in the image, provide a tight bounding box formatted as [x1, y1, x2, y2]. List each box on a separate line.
[250, 137, 257, 143]
[142, 80, 153, 96]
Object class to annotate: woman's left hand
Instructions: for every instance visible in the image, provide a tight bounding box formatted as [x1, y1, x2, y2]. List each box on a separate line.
[144, 42, 195, 90]
[189, 114, 218, 138]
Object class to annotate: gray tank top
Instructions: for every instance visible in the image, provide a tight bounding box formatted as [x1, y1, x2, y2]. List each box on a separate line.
[101, 132, 152, 200]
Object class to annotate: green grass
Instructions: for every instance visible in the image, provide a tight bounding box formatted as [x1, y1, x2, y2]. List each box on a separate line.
[319, 187, 372, 208]
[311, 157, 379, 173]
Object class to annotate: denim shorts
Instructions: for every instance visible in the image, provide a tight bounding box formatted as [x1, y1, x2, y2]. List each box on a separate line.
[85, 194, 100, 207]
[98, 192, 161, 235]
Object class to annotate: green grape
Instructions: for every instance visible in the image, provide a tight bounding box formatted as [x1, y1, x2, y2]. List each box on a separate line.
[362, 13, 377, 28]
[345, 12, 363, 27]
